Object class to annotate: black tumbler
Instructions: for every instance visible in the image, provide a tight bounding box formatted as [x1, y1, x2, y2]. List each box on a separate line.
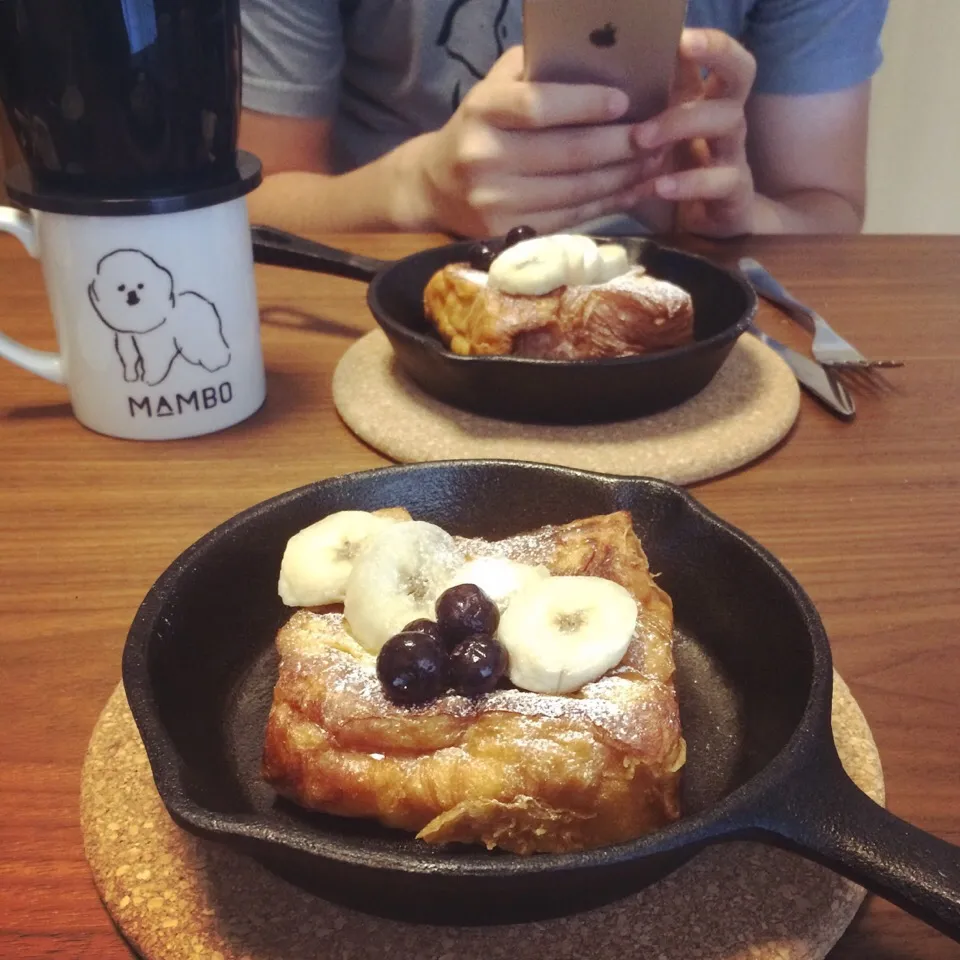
[0, 0, 242, 192]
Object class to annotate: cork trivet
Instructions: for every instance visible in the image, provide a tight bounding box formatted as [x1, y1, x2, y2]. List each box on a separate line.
[81, 673, 883, 960]
[332, 331, 800, 485]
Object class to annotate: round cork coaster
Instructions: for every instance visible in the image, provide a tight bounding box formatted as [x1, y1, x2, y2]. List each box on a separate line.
[332, 331, 800, 486]
[81, 673, 883, 960]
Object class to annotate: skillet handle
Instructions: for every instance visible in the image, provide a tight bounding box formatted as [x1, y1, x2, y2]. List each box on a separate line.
[756, 744, 960, 941]
[250, 225, 390, 282]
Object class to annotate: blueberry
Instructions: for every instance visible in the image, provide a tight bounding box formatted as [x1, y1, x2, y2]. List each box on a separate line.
[467, 242, 497, 271]
[503, 225, 537, 248]
[450, 635, 509, 697]
[435, 583, 500, 648]
[376, 632, 447, 706]
[402, 618, 444, 647]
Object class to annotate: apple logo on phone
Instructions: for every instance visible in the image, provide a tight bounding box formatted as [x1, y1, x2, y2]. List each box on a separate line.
[589, 22, 617, 48]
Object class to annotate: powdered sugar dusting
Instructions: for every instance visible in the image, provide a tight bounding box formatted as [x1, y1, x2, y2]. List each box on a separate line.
[288, 617, 673, 752]
[457, 528, 558, 566]
[451, 266, 489, 287]
[280, 523, 677, 753]
[598, 269, 692, 312]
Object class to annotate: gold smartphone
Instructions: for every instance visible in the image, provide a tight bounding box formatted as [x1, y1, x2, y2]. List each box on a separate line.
[523, 0, 689, 123]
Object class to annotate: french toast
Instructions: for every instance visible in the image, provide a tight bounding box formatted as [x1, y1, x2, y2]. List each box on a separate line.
[262, 510, 686, 854]
[423, 264, 695, 359]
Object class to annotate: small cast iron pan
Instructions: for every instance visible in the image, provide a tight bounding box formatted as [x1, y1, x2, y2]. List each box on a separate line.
[122, 461, 960, 935]
[251, 226, 755, 424]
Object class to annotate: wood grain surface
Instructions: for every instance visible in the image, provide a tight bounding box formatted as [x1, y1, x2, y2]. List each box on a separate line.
[0, 232, 958, 960]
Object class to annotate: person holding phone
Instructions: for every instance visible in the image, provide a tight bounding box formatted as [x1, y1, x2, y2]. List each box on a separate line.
[239, 0, 888, 238]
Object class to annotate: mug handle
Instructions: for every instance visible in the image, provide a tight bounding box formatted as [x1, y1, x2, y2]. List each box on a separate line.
[0, 207, 64, 384]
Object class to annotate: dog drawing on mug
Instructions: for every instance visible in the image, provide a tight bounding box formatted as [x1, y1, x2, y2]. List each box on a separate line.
[88, 249, 231, 386]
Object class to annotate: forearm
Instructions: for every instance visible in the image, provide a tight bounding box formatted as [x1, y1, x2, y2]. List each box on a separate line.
[750, 189, 864, 235]
[246, 136, 435, 233]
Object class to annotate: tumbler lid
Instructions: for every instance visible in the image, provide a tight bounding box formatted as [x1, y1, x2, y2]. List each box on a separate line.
[5, 151, 262, 217]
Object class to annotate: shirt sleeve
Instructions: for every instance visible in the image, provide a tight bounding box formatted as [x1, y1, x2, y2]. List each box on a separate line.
[745, 0, 889, 96]
[240, 0, 344, 118]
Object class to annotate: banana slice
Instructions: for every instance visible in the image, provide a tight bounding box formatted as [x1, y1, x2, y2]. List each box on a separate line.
[344, 521, 465, 653]
[595, 244, 631, 283]
[441, 557, 550, 613]
[278, 510, 402, 607]
[551, 234, 602, 285]
[487, 237, 568, 295]
[498, 576, 637, 694]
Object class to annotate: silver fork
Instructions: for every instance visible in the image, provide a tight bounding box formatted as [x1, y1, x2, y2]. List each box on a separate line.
[738, 259, 905, 377]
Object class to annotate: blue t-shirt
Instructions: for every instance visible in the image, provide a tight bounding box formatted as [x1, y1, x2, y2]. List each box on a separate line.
[241, 0, 888, 174]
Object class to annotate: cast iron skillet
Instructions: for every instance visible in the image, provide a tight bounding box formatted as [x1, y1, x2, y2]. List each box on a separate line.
[251, 226, 756, 424]
[122, 461, 960, 935]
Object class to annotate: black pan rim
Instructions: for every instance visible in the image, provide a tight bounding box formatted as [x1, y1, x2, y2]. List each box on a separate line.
[366, 240, 757, 367]
[122, 459, 832, 879]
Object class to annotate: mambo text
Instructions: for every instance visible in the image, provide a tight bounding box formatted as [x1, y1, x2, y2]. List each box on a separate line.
[128, 382, 233, 418]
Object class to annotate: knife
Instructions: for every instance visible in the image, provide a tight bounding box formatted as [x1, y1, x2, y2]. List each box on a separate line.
[749, 324, 856, 421]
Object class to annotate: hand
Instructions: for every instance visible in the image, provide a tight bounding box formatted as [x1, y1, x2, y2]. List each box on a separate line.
[633, 29, 758, 238]
[414, 46, 665, 237]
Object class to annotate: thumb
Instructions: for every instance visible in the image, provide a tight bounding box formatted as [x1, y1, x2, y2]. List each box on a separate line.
[485, 45, 525, 82]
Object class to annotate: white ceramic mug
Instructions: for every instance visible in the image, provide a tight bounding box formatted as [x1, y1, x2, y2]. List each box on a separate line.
[0, 195, 265, 440]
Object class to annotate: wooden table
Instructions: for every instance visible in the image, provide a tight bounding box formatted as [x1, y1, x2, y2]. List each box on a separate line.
[0, 233, 958, 959]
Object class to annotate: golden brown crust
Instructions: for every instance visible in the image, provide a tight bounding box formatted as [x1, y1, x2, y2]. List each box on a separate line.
[371, 506, 414, 522]
[423, 264, 695, 359]
[262, 511, 685, 854]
